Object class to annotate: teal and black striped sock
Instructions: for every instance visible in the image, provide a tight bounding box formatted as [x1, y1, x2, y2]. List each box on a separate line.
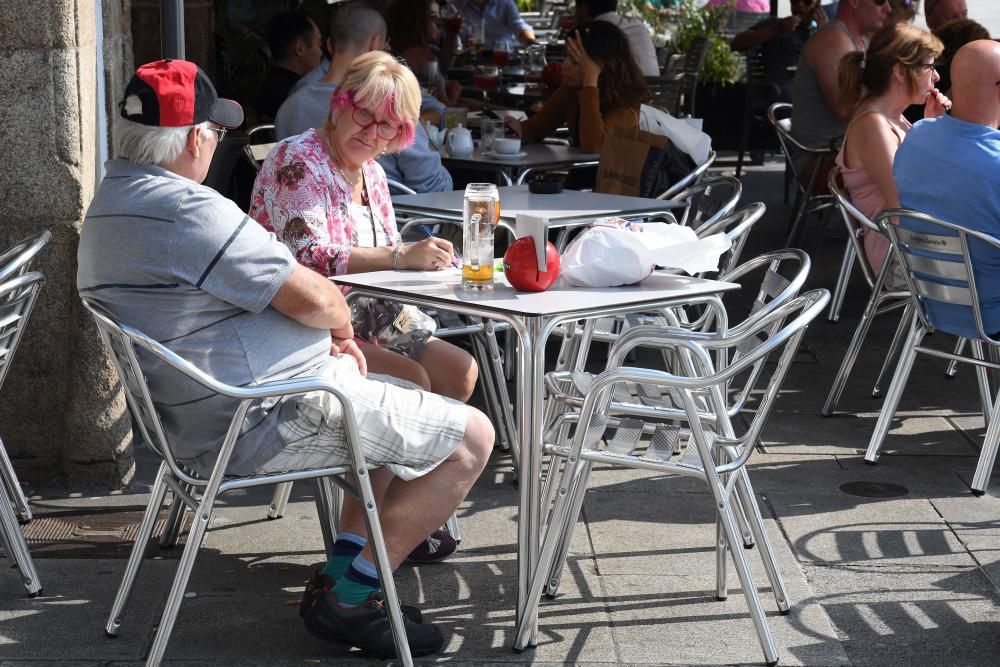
[320, 531, 367, 581]
[332, 554, 380, 607]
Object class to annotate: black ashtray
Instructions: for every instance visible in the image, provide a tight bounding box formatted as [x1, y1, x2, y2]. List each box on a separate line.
[528, 176, 563, 194]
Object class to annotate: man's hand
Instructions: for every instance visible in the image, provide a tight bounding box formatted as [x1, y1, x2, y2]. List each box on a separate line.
[779, 15, 802, 32]
[331, 335, 367, 376]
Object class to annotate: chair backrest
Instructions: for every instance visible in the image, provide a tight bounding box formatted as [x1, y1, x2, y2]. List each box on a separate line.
[243, 124, 277, 172]
[828, 166, 881, 289]
[645, 74, 686, 117]
[0, 230, 51, 283]
[387, 178, 417, 196]
[667, 175, 742, 228]
[657, 149, 716, 201]
[0, 273, 45, 393]
[82, 298, 199, 484]
[877, 208, 1000, 343]
[694, 201, 766, 276]
[601, 288, 829, 469]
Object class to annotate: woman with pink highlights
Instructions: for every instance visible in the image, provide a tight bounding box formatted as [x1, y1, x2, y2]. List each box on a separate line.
[250, 51, 478, 414]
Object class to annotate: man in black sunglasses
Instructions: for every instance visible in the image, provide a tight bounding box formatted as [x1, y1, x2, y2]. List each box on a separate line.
[788, 0, 891, 176]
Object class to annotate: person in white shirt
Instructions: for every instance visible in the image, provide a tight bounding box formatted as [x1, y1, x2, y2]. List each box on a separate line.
[574, 0, 660, 77]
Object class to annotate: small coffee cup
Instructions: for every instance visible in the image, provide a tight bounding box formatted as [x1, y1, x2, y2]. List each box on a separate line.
[492, 137, 522, 154]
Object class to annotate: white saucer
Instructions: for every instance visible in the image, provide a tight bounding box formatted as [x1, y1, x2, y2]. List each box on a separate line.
[482, 149, 528, 159]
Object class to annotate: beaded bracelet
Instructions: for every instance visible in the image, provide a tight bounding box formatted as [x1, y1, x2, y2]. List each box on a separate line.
[391, 243, 403, 270]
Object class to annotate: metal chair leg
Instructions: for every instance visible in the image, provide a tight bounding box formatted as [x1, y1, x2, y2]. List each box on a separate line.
[485, 320, 519, 468]
[144, 489, 220, 666]
[865, 318, 926, 463]
[970, 340, 994, 422]
[972, 386, 1000, 495]
[946, 338, 966, 378]
[0, 485, 41, 596]
[313, 477, 339, 555]
[267, 481, 293, 519]
[158, 489, 188, 549]
[106, 462, 170, 637]
[716, 492, 780, 666]
[828, 241, 855, 322]
[0, 438, 31, 523]
[872, 303, 914, 398]
[736, 470, 790, 612]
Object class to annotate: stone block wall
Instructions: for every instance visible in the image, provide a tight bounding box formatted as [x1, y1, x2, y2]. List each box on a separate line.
[0, 0, 134, 487]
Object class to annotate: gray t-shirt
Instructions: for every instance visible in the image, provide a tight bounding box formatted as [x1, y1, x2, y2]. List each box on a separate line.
[78, 159, 331, 477]
[275, 81, 338, 140]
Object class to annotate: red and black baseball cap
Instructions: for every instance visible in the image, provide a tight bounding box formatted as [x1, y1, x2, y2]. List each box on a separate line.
[121, 59, 244, 129]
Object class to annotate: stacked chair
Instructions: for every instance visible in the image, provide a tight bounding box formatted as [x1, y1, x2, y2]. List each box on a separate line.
[517, 244, 828, 664]
[83, 299, 418, 665]
[0, 229, 51, 598]
[864, 209, 1000, 495]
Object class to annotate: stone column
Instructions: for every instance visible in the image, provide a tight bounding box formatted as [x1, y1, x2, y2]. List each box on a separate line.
[0, 0, 133, 487]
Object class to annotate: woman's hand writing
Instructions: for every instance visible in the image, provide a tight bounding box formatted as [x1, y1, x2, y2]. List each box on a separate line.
[400, 237, 455, 270]
[567, 32, 601, 88]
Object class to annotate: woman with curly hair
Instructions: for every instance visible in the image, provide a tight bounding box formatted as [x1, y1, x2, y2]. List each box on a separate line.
[504, 21, 649, 152]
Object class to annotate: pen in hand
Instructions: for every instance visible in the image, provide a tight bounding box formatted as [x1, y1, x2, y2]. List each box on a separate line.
[418, 224, 462, 268]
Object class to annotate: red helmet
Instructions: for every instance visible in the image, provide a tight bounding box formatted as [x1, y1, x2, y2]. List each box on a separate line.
[503, 237, 560, 292]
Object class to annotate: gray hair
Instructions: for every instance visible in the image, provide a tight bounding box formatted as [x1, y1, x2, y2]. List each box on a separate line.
[113, 118, 210, 165]
[328, 2, 386, 55]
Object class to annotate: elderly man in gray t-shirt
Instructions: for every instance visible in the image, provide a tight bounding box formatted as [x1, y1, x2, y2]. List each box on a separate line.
[79, 59, 493, 658]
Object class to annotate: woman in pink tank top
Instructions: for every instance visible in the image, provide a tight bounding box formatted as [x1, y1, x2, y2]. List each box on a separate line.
[835, 22, 948, 276]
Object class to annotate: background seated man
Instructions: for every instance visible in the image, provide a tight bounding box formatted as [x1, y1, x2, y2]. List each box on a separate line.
[255, 10, 323, 122]
[79, 58, 494, 658]
[892, 40, 1000, 338]
[925, 0, 968, 32]
[276, 1, 452, 193]
[732, 0, 826, 103]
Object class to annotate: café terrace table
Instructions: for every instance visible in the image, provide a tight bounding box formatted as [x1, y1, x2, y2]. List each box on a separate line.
[393, 185, 682, 246]
[334, 268, 739, 648]
[437, 143, 600, 186]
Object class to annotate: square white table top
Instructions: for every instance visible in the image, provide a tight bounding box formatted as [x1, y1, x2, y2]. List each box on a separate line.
[392, 185, 681, 226]
[335, 268, 738, 319]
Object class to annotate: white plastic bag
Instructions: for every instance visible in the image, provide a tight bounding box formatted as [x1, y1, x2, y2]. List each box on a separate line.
[560, 221, 731, 288]
[639, 104, 712, 166]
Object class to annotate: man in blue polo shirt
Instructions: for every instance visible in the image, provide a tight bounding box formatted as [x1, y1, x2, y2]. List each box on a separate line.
[893, 40, 1000, 338]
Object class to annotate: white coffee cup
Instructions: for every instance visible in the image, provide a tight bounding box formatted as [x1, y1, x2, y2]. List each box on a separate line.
[492, 137, 522, 154]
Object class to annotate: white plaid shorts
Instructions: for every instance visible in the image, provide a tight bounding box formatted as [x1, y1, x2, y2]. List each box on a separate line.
[254, 354, 467, 481]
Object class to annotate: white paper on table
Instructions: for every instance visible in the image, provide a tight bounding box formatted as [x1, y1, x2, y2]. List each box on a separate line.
[514, 213, 549, 270]
[560, 222, 731, 287]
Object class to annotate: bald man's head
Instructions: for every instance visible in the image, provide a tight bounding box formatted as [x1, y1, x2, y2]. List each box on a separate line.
[950, 40, 1000, 128]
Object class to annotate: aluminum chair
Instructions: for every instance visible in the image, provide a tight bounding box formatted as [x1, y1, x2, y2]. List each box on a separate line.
[821, 170, 912, 415]
[242, 124, 276, 172]
[0, 272, 46, 597]
[0, 230, 51, 526]
[657, 149, 717, 201]
[82, 298, 416, 667]
[515, 289, 831, 666]
[386, 178, 417, 196]
[865, 210, 1000, 495]
[664, 175, 742, 229]
[767, 103, 837, 247]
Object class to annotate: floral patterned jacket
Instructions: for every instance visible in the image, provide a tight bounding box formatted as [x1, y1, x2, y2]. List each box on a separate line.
[248, 129, 400, 284]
